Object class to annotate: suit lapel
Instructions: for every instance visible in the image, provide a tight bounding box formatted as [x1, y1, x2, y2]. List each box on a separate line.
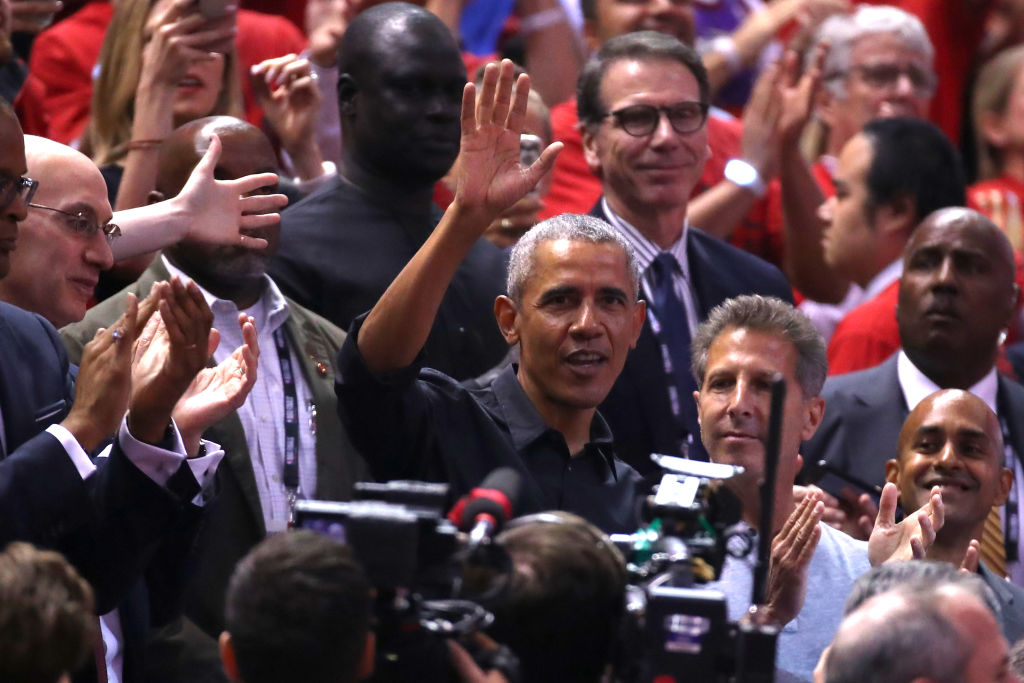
[284, 302, 364, 500]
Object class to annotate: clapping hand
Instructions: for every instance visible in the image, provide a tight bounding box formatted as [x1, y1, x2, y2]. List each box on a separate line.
[61, 294, 140, 453]
[868, 482, 944, 565]
[173, 313, 260, 457]
[760, 492, 823, 626]
[127, 278, 214, 445]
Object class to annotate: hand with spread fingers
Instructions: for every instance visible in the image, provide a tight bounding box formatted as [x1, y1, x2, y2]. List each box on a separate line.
[173, 134, 288, 247]
[760, 492, 823, 627]
[127, 278, 215, 445]
[173, 313, 260, 457]
[776, 42, 828, 147]
[452, 59, 562, 227]
[868, 482, 944, 565]
[60, 294, 140, 453]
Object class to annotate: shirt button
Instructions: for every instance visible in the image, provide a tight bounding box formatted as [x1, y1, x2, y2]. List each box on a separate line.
[272, 474, 281, 483]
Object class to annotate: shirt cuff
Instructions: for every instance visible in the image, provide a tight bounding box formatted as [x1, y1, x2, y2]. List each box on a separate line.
[119, 417, 187, 486]
[186, 440, 224, 506]
[45, 423, 97, 480]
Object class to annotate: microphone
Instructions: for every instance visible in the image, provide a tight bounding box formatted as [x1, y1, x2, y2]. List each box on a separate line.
[448, 468, 523, 544]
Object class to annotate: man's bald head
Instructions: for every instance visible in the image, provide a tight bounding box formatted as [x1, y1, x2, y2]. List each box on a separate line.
[0, 135, 113, 327]
[336, 2, 457, 80]
[157, 116, 280, 303]
[334, 2, 465, 189]
[897, 207, 1020, 389]
[826, 590, 969, 683]
[155, 115, 277, 198]
[886, 389, 1012, 536]
[0, 100, 27, 279]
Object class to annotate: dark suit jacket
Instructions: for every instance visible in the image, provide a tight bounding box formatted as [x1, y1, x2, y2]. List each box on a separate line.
[980, 563, 1024, 644]
[591, 202, 794, 474]
[0, 300, 197, 614]
[804, 354, 1024, 496]
[61, 259, 368, 663]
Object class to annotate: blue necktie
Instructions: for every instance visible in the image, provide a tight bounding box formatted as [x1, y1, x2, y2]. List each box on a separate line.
[649, 253, 704, 458]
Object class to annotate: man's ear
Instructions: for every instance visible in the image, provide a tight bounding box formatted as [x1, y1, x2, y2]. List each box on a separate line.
[800, 396, 826, 442]
[337, 73, 358, 117]
[1007, 283, 1021, 326]
[494, 295, 521, 345]
[875, 195, 916, 238]
[147, 190, 166, 206]
[581, 125, 604, 178]
[996, 467, 1014, 507]
[883, 459, 901, 486]
[219, 632, 241, 681]
[630, 300, 646, 348]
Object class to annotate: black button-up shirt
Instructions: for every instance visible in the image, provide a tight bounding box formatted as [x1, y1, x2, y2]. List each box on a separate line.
[336, 317, 644, 534]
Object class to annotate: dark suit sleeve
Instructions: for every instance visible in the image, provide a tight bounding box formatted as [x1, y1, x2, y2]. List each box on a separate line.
[0, 431, 197, 613]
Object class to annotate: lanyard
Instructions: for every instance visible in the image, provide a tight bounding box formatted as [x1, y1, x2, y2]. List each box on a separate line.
[273, 327, 301, 524]
[1001, 415, 1019, 561]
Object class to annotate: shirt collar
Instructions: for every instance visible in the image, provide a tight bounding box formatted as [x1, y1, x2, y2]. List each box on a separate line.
[601, 197, 690, 279]
[864, 259, 903, 300]
[490, 365, 617, 472]
[161, 254, 291, 334]
[897, 350, 999, 414]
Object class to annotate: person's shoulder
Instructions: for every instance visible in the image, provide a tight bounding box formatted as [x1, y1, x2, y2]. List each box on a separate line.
[824, 354, 897, 392]
[285, 296, 346, 350]
[0, 301, 54, 340]
[815, 522, 870, 568]
[280, 177, 351, 231]
[688, 228, 791, 290]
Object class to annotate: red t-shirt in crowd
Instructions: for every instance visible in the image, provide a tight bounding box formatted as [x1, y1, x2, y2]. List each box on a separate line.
[827, 279, 900, 376]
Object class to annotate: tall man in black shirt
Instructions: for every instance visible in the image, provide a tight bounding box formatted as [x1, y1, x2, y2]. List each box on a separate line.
[270, 1, 509, 381]
[336, 60, 648, 533]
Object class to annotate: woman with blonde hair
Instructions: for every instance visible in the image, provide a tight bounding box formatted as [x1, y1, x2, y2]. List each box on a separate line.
[85, 0, 324, 292]
[87, 0, 243, 211]
[969, 44, 1024, 250]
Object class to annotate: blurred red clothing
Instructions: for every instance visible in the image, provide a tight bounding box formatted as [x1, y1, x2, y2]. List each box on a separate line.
[17, 0, 306, 143]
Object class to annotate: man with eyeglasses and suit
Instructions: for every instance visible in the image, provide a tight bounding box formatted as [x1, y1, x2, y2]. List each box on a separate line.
[578, 30, 792, 473]
[0, 135, 119, 329]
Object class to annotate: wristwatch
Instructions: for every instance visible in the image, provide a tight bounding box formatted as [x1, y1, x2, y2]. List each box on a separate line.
[724, 158, 767, 198]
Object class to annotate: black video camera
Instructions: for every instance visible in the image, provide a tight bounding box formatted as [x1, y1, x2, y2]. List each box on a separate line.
[612, 456, 779, 683]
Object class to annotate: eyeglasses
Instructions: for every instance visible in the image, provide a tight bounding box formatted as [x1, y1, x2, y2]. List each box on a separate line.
[827, 63, 937, 97]
[27, 203, 122, 245]
[0, 176, 38, 208]
[604, 102, 709, 137]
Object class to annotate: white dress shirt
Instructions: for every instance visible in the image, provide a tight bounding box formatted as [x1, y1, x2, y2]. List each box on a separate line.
[163, 257, 318, 533]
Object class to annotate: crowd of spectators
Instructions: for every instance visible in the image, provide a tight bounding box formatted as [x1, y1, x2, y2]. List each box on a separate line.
[4, 0, 1024, 681]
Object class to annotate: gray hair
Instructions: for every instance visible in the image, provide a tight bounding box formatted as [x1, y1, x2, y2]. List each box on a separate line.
[812, 5, 934, 98]
[825, 592, 969, 683]
[506, 214, 640, 303]
[843, 560, 1001, 619]
[690, 295, 828, 398]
